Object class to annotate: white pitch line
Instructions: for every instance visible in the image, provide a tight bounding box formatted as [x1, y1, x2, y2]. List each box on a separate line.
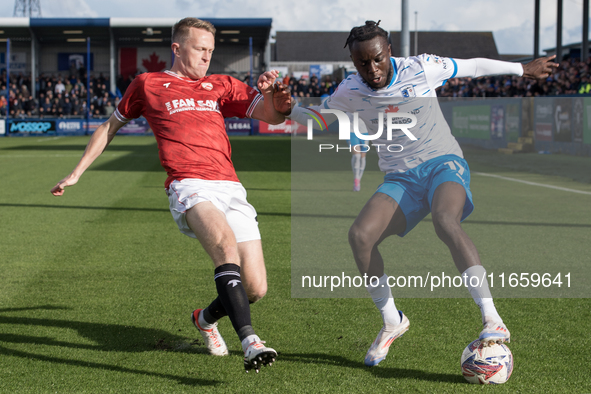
[0, 153, 157, 159]
[37, 136, 64, 142]
[473, 172, 591, 196]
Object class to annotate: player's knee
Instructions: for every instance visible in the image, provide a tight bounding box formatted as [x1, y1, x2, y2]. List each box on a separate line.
[432, 211, 461, 239]
[348, 224, 373, 250]
[211, 241, 240, 265]
[247, 283, 267, 303]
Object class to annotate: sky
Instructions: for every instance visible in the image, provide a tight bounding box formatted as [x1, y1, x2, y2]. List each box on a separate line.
[1, 0, 588, 55]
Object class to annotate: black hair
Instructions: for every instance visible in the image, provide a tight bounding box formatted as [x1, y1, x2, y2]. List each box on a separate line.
[344, 20, 389, 49]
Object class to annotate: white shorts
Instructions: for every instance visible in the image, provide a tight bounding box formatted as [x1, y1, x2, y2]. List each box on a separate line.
[166, 178, 261, 243]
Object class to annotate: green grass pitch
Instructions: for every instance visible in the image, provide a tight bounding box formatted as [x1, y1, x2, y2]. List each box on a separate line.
[0, 135, 589, 393]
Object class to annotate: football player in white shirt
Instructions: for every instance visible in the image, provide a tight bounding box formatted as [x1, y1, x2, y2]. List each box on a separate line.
[288, 20, 557, 367]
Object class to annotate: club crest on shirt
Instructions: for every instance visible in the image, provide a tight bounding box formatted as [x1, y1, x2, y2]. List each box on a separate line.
[201, 82, 213, 91]
[400, 84, 416, 98]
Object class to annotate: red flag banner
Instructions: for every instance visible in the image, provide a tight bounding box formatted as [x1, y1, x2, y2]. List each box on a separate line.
[119, 47, 172, 79]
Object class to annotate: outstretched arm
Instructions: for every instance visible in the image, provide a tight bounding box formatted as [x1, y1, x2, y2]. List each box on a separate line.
[453, 55, 558, 79]
[50, 114, 126, 196]
[250, 70, 291, 125]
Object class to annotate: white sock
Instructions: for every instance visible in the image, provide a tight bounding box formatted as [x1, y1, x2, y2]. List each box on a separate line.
[198, 310, 214, 330]
[366, 274, 401, 327]
[357, 156, 366, 180]
[463, 265, 502, 325]
[241, 334, 260, 352]
[351, 154, 361, 179]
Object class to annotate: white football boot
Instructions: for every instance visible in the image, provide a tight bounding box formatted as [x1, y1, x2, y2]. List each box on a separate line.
[479, 321, 510, 345]
[191, 309, 229, 356]
[243, 340, 277, 373]
[364, 311, 409, 367]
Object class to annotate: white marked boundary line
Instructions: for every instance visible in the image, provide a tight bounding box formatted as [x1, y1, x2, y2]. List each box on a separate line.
[37, 136, 64, 142]
[473, 172, 591, 196]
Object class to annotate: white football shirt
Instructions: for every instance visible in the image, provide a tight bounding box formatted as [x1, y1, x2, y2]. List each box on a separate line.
[291, 54, 523, 173]
[322, 54, 462, 173]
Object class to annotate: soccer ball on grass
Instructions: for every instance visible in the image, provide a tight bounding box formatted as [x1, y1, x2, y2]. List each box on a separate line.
[460, 339, 513, 384]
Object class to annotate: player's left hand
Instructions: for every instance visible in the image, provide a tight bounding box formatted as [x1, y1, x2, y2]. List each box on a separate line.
[257, 70, 280, 95]
[522, 55, 559, 79]
[273, 82, 292, 116]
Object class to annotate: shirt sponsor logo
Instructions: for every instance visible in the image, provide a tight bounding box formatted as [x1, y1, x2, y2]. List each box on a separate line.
[164, 98, 220, 115]
[201, 83, 213, 91]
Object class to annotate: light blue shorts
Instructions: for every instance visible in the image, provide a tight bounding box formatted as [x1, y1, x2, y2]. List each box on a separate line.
[375, 154, 474, 237]
[349, 132, 369, 149]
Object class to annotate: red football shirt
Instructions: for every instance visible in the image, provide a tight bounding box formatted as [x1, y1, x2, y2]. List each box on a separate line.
[115, 71, 262, 187]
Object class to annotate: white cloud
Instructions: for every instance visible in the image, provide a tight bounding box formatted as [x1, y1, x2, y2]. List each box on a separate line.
[42, 0, 98, 17]
[429, 21, 461, 32]
[494, 21, 535, 55]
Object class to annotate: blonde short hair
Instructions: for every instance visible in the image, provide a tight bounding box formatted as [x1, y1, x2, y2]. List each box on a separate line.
[172, 17, 216, 43]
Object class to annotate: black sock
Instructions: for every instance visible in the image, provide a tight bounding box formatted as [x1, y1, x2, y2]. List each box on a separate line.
[214, 264, 255, 341]
[203, 297, 227, 324]
[203, 297, 256, 326]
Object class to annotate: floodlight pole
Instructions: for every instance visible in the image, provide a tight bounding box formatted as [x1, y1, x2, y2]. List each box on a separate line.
[109, 29, 116, 95]
[86, 37, 90, 135]
[414, 11, 418, 56]
[556, 0, 563, 61]
[583, 0, 589, 61]
[5, 38, 10, 137]
[249, 36, 254, 135]
[534, 0, 540, 59]
[401, 0, 410, 57]
[249, 37, 254, 88]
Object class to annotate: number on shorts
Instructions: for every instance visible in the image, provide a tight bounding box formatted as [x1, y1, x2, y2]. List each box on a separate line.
[444, 160, 465, 175]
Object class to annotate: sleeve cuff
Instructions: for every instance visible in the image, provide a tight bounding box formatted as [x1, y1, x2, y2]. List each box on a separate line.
[246, 94, 263, 118]
[114, 108, 132, 124]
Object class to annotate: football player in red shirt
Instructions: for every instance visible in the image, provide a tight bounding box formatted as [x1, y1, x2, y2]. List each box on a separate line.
[51, 17, 290, 373]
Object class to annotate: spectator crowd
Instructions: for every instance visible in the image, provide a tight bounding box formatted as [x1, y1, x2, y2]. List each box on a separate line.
[438, 57, 591, 98]
[0, 72, 118, 118]
[284, 57, 591, 99]
[1, 57, 590, 118]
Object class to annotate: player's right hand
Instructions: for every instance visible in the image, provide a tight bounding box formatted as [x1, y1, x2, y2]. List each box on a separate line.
[51, 174, 79, 196]
[257, 70, 280, 95]
[273, 82, 292, 116]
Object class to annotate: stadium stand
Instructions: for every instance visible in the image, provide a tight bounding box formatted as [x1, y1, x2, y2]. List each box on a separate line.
[0, 20, 589, 120]
[0, 17, 272, 118]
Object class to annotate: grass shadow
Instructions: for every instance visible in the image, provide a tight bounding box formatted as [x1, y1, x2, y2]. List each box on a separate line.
[0, 306, 219, 386]
[0, 314, 189, 353]
[0, 345, 219, 386]
[279, 351, 465, 384]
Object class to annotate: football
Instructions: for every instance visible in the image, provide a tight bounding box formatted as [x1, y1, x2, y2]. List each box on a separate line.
[460, 340, 513, 384]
